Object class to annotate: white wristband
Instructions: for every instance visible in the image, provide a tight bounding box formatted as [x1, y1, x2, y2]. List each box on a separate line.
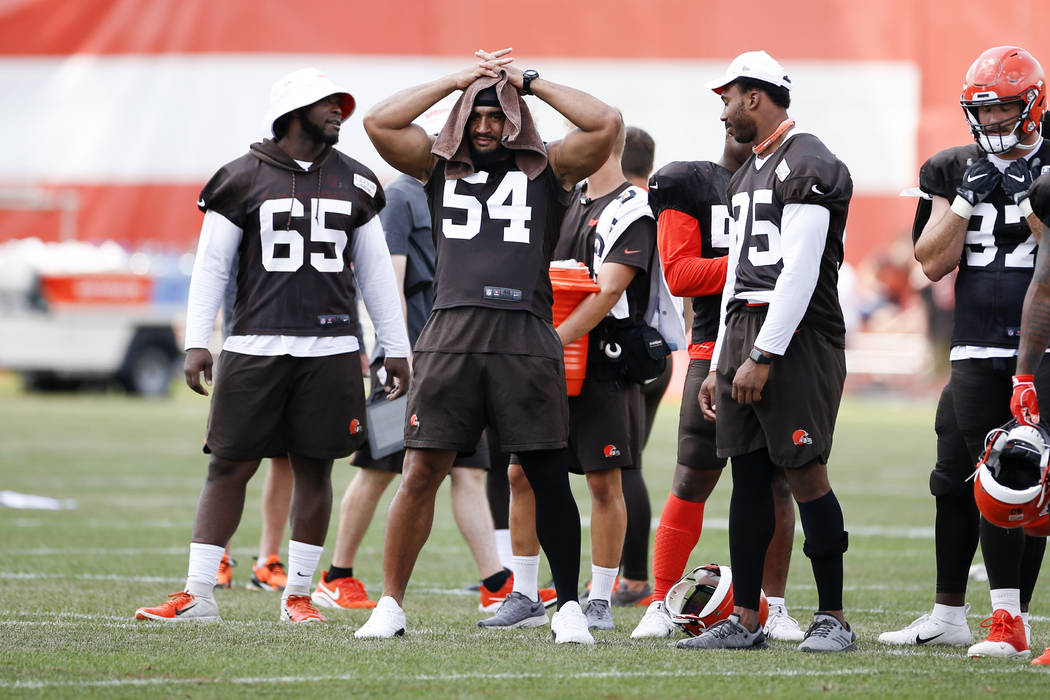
[1020, 198, 1034, 219]
[950, 195, 974, 219]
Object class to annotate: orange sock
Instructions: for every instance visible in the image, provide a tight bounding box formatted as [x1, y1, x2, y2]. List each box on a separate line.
[652, 493, 705, 602]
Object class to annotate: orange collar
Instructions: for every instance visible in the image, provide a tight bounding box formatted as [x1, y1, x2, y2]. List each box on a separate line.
[752, 119, 796, 156]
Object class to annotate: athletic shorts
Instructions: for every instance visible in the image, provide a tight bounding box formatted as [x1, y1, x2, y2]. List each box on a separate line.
[678, 358, 727, 470]
[405, 351, 569, 453]
[714, 307, 845, 468]
[950, 356, 1050, 462]
[929, 382, 975, 496]
[205, 351, 367, 461]
[565, 375, 641, 474]
[352, 423, 491, 473]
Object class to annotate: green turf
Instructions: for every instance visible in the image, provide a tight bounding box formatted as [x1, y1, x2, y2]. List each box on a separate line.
[1, 374, 1047, 698]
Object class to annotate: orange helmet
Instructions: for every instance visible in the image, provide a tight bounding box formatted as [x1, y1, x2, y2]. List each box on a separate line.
[960, 46, 1046, 154]
[973, 421, 1050, 528]
[664, 564, 769, 636]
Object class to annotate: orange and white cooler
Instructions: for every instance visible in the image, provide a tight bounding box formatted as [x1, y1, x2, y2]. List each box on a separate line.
[549, 261, 601, 396]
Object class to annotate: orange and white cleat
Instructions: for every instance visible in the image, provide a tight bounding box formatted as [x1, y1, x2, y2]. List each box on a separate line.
[479, 573, 557, 612]
[312, 571, 378, 609]
[1033, 647, 1050, 665]
[215, 548, 235, 589]
[281, 594, 327, 623]
[135, 591, 220, 622]
[967, 609, 1030, 659]
[248, 554, 287, 591]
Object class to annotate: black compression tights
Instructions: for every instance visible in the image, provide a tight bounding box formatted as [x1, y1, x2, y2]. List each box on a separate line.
[728, 450, 776, 611]
[620, 468, 652, 581]
[934, 488, 980, 595]
[517, 448, 582, 608]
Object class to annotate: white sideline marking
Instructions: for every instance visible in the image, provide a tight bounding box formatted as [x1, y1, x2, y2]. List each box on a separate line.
[0, 665, 1034, 690]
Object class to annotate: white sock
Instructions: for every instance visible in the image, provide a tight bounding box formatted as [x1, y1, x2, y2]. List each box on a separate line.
[511, 554, 540, 602]
[932, 603, 967, 625]
[766, 596, 786, 611]
[589, 564, 619, 603]
[185, 542, 224, 597]
[494, 529, 514, 570]
[990, 588, 1022, 617]
[283, 540, 323, 598]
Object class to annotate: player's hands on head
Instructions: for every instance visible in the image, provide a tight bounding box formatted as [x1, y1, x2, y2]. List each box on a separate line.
[475, 48, 525, 89]
[1011, 374, 1041, 426]
[956, 158, 1001, 206]
[1003, 158, 1036, 206]
[383, 357, 411, 400]
[450, 48, 514, 90]
[184, 348, 213, 396]
[699, 372, 718, 422]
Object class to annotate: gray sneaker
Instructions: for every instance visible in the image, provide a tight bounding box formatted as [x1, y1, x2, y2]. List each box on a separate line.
[584, 599, 614, 630]
[798, 613, 858, 652]
[676, 614, 769, 650]
[610, 582, 652, 607]
[477, 591, 548, 629]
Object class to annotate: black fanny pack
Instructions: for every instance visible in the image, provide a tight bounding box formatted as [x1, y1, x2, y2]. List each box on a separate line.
[595, 318, 670, 384]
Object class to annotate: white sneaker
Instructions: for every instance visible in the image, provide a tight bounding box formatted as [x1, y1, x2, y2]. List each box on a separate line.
[550, 601, 595, 645]
[877, 610, 972, 647]
[631, 600, 676, 639]
[354, 596, 406, 638]
[763, 604, 805, 642]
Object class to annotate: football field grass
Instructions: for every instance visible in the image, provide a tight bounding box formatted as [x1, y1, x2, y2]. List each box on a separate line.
[1, 376, 1048, 698]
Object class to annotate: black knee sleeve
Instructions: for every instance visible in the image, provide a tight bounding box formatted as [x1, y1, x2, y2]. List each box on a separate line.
[798, 490, 846, 611]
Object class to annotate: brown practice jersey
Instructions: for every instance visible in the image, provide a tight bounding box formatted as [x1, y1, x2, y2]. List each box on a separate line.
[554, 182, 656, 324]
[648, 160, 733, 346]
[198, 139, 385, 337]
[918, 142, 1050, 349]
[727, 132, 852, 347]
[425, 158, 572, 323]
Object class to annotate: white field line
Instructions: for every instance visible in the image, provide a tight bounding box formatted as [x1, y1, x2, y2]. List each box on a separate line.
[0, 666, 1035, 690]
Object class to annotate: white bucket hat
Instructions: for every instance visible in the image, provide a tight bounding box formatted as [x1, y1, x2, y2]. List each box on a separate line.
[706, 50, 792, 94]
[263, 67, 355, 137]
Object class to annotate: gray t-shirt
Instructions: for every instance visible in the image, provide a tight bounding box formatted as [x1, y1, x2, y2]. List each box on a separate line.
[379, 175, 436, 349]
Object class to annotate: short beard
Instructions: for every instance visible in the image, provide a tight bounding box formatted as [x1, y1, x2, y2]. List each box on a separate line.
[300, 112, 339, 146]
[468, 142, 511, 169]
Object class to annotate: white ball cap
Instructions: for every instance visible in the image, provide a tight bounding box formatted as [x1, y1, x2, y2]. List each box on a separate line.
[263, 67, 355, 137]
[706, 50, 792, 94]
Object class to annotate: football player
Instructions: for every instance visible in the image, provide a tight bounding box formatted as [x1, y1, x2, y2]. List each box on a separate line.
[134, 68, 411, 624]
[355, 48, 620, 643]
[692, 51, 855, 652]
[909, 46, 1050, 660]
[630, 128, 803, 641]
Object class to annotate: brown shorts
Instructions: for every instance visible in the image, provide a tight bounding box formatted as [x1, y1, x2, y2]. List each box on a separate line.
[205, 351, 367, 461]
[678, 358, 726, 471]
[405, 351, 569, 453]
[352, 423, 492, 473]
[565, 376, 641, 474]
[714, 307, 845, 468]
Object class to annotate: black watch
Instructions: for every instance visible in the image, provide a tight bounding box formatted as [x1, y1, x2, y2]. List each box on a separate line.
[749, 347, 773, 365]
[522, 69, 539, 95]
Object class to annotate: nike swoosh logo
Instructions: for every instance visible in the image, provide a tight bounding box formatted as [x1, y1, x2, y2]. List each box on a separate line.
[967, 173, 988, 182]
[197, 199, 206, 207]
[1008, 173, 1027, 182]
[319, 582, 340, 600]
[623, 248, 640, 254]
[296, 571, 309, 578]
[649, 182, 658, 189]
[915, 632, 943, 644]
[811, 185, 825, 195]
[174, 603, 197, 616]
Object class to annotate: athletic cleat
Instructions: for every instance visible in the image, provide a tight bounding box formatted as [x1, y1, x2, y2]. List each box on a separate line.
[798, 613, 857, 652]
[550, 601, 595, 645]
[763, 604, 806, 642]
[312, 571, 378, 609]
[477, 591, 548, 629]
[967, 609, 1029, 659]
[1032, 647, 1050, 665]
[135, 591, 220, 622]
[280, 594, 327, 623]
[610, 581, 653, 607]
[631, 600, 676, 639]
[877, 610, 972, 646]
[215, 549, 235, 589]
[354, 596, 406, 638]
[676, 614, 768, 650]
[247, 554, 287, 591]
[584, 599, 614, 630]
[478, 574, 557, 612]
